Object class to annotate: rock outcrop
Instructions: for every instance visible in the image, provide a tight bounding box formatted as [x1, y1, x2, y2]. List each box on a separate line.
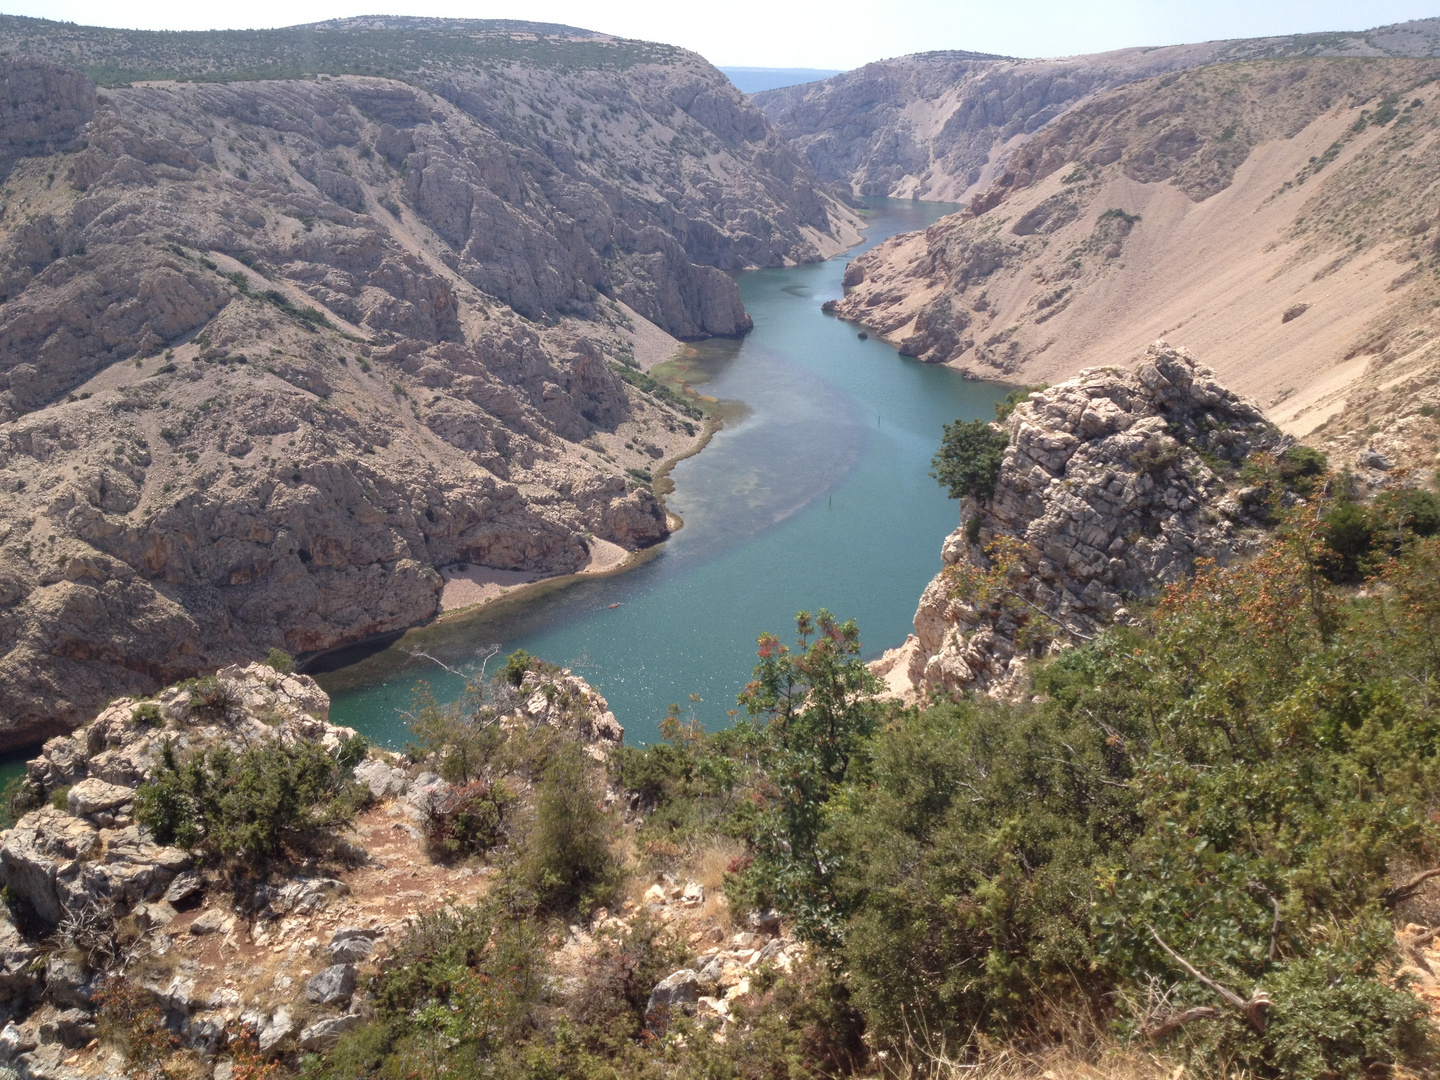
[876, 344, 1285, 700]
[0, 659, 629, 1076]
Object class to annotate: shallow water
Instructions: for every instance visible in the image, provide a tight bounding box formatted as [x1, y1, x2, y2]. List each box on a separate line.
[315, 199, 1008, 747]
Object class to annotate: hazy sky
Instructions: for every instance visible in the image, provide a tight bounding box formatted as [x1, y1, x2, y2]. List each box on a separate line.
[2, 0, 1436, 69]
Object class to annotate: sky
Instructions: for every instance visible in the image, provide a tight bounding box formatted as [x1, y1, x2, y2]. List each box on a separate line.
[1, 0, 1437, 69]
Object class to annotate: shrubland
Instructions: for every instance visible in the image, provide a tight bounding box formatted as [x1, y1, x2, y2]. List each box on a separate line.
[288, 475, 1440, 1080]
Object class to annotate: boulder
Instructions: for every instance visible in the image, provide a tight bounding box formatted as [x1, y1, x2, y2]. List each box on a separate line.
[353, 758, 407, 799]
[644, 968, 701, 1029]
[38, 1008, 95, 1048]
[256, 1006, 295, 1058]
[306, 964, 356, 1006]
[299, 1013, 363, 1051]
[63, 778, 133, 818]
[43, 954, 91, 1007]
[0, 1020, 36, 1059]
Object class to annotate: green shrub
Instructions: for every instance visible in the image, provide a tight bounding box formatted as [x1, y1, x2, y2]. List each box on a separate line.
[134, 737, 363, 863]
[1321, 498, 1375, 581]
[931, 418, 1009, 504]
[0, 775, 41, 829]
[179, 674, 234, 718]
[49, 785, 70, 811]
[516, 740, 621, 914]
[263, 647, 294, 673]
[420, 778, 517, 861]
[806, 531, 1440, 1076]
[502, 648, 536, 687]
[336, 733, 368, 772]
[1277, 444, 1328, 495]
[130, 702, 163, 728]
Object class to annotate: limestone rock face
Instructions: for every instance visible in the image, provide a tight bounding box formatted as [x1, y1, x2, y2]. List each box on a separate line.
[755, 24, 1440, 200]
[0, 27, 865, 745]
[886, 344, 1283, 699]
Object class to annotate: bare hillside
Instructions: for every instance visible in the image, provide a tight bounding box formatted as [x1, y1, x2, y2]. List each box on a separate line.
[0, 20, 862, 749]
[756, 17, 1440, 201]
[831, 59, 1440, 470]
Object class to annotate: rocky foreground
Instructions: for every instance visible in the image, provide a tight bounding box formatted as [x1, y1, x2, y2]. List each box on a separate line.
[0, 661, 799, 1079]
[875, 344, 1287, 700]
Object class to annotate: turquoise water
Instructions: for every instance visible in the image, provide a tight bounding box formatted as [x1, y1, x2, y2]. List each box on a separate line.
[315, 199, 1007, 748]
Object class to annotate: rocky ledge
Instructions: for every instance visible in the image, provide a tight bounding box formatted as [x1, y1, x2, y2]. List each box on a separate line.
[0, 660, 630, 1079]
[875, 343, 1287, 700]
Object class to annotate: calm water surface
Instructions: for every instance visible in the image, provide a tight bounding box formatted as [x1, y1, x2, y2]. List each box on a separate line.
[315, 199, 1007, 747]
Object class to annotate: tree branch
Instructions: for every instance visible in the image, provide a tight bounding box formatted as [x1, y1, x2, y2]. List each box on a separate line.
[1142, 1005, 1223, 1041]
[1383, 868, 1440, 907]
[1147, 925, 1270, 1034]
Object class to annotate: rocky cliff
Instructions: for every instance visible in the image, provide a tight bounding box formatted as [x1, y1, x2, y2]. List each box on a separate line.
[755, 17, 1440, 202]
[873, 344, 1285, 700]
[0, 21, 863, 747]
[830, 58, 1440, 473]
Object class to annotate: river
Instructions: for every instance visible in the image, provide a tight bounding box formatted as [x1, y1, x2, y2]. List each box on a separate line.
[313, 199, 1008, 748]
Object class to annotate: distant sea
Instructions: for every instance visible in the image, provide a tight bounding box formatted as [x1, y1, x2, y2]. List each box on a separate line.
[719, 67, 842, 93]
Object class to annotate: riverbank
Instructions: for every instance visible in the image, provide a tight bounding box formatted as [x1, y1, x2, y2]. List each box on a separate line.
[318, 198, 1003, 747]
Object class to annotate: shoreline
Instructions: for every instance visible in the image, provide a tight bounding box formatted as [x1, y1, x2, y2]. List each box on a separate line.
[305, 364, 731, 677]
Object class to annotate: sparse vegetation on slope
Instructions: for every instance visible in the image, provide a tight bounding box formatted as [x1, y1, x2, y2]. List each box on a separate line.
[0, 14, 682, 87]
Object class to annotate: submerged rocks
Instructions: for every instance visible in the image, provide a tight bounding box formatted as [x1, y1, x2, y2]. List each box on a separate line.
[883, 343, 1284, 700]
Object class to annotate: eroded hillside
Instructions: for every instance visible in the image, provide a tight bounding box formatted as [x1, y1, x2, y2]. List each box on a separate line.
[0, 19, 862, 749]
[755, 17, 1440, 201]
[831, 59, 1440, 470]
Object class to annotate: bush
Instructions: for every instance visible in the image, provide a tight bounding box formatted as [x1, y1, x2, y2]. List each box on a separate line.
[420, 778, 517, 861]
[134, 737, 364, 863]
[50, 785, 71, 811]
[0, 775, 41, 830]
[516, 739, 620, 914]
[931, 418, 1008, 504]
[1277, 444, 1328, 495]
[809, 530, 1440, 1076]
[130, 702, 164, 728]
[264, 647, 294, 673]
[180, 675, 234, 718]
[336, 732, 368, 772]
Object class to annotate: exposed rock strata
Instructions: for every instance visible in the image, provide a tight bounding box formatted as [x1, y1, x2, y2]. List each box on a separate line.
[755, 17, 1440, 201]
[829, 58, 1440, 469]
[0, 34, 861, 746]
[876, 344, 1284, 700]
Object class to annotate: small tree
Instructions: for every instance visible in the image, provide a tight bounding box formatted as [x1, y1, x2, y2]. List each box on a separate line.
[736, 610, 881, 943]
[931, 418, 1009, 504]
[518, 740, 619, 914]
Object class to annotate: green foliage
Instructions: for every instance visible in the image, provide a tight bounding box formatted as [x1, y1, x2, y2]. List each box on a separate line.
[336, 733, 369, 772]
[931, 418, 1009, 504]
[732, 610, 881, 943]
[263, 647, 294, 673]
[0, 775, 41, 830]
[133, 737, 363, 863]
[49, 784, 70, 811]
[178, 674, 234, 718]
[130, 702, 164, 728]
[808, 529, 1440, 1076]
[515, 739, 621, 914]
[420, 778, 518, 861]
[609, 362, 705, 419]
[1277, 444, 1328, 495]
[992, 384, 1045, 422]
[502, 648, 537, 688]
